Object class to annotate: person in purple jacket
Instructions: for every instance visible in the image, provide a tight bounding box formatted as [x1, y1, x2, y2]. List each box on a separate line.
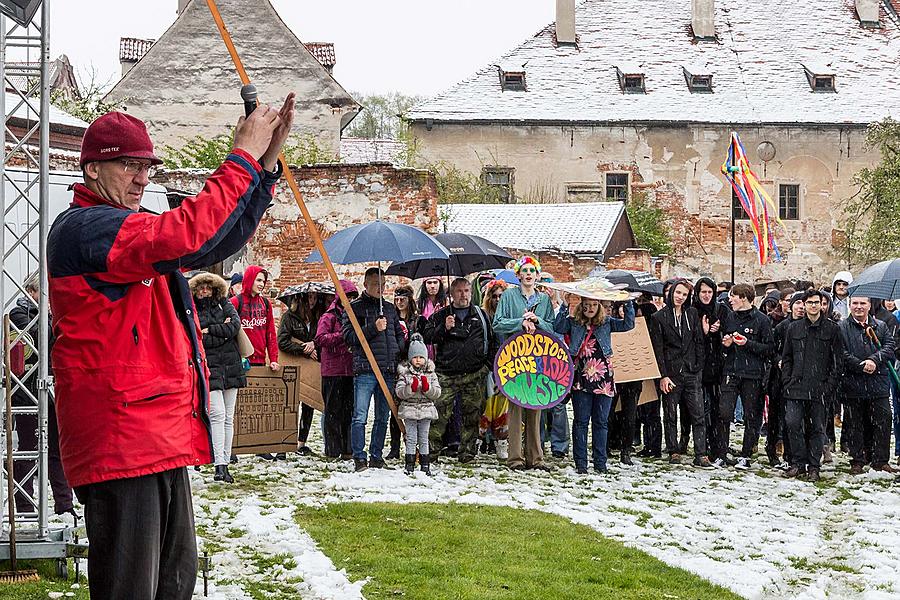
[315, 279, 359, 459]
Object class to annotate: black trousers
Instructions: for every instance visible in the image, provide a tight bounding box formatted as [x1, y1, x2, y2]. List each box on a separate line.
[637, 399, 662, 455]
[843, 395, 891, 467]
[766, 375, 789, 461]
[390, 414, 402, 454]
[74, 468, 197, 600]
[702, 382, 721, 458]
[678, 395, 691, 452]
[617, 381, 641, 453]
[321, 376, 353, 458]
[297, 402, 315, 444]
[784, 398, 826, 470]
[718, 376, 764, 459]
[662, 375, 706, 457]
[12, 393, 73, 514]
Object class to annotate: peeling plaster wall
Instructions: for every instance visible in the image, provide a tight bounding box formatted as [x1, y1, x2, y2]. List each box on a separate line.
[154, 162, 438, 292]
[411, 122, 874, 284]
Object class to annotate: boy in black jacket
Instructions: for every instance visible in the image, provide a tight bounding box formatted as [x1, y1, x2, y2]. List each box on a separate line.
[716, 283, 774, 470]
[650, 279, 713, 468]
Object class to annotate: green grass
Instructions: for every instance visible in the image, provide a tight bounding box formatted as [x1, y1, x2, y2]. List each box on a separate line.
[0, 559, 89, 599]
[295, 502, 743, 600]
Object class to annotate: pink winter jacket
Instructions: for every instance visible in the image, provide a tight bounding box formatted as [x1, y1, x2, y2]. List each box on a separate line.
[315, 279, 357, 377]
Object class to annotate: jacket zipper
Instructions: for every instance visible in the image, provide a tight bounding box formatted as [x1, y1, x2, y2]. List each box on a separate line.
[132, 324, 139, 346]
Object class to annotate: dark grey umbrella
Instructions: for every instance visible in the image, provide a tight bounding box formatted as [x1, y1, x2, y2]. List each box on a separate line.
[847, 258, 900, 300]
[385, 232, 512, 279]
[589, 268, 664, 296]
[277, 282, 335, 302]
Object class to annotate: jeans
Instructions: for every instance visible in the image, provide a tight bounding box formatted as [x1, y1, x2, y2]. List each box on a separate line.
[571, 391, 613, 470]
[541, 401, 570, 454]
[351, 372, 395, 461]
[209, 388, 238, 465]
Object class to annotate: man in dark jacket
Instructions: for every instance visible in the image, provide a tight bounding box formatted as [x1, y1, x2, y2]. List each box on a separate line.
[421, 278, 495, 462]
[650, 279, 713, 468]
[716, 283, 774, 470]
[693, 277, 728, 463]
[839, 296, 897, 474]
[48, 98, 294, 600]
[781, 290, 842, 481]
[8, 279, 74, 517]
[767, 292, 806, 467]
[342, 267, 406, 471]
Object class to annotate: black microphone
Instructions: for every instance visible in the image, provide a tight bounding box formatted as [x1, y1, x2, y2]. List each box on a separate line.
[240, 83, 258, 117]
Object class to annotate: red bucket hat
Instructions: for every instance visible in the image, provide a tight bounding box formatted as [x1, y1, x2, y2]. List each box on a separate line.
[79, 111, 163, 167]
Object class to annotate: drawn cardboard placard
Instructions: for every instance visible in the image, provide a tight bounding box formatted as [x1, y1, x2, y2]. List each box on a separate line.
[609, 317, 661, 384]
[493, 331, 573, 410]
[614, 379, 659, 412]
[232, 357, 324, 454]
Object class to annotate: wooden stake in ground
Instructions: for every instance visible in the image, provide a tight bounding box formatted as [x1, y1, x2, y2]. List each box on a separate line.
[204, 0, 404, 434]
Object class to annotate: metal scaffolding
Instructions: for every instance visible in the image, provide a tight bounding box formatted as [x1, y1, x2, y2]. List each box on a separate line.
[0, 1, 80, 573]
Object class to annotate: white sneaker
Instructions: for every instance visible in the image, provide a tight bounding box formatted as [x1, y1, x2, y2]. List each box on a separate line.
[496, 439, 509, 461]
[735, 457, 751, 470]
[712, 458, 726, 468]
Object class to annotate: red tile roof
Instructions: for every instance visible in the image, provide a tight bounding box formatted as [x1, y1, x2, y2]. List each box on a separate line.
[303, 42, 336, 69]
[119, 37, 155, 62]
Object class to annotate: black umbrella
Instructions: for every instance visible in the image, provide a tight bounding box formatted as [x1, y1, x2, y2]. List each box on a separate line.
[277, 282, 335, 302]
[847, 258, 900, 300]
[385, 233, 512, 279]
[589, 268, 664, 296]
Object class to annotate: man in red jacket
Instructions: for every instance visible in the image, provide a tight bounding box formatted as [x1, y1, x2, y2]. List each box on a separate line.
[47, 94, 294, 599]
[232, 264, 279, 370]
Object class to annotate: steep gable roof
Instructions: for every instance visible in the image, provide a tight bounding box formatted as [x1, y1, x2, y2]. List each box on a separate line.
[409, 0, 900, 126]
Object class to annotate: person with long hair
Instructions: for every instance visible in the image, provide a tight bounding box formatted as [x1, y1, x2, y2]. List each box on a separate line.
[555, 295, 635, 474]
[278, 287, 329, 456]
[387, 284, 419, 459]
[479, 279, 510, 460]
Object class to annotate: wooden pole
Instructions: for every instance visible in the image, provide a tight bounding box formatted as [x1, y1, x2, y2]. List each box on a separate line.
[205, 0, 404, 433]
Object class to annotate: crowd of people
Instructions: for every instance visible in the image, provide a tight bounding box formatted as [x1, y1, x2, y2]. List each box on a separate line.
[187, 257, 899, 484]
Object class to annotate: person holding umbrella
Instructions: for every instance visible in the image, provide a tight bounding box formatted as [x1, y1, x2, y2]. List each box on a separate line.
[342, 267, 407, 471]
[492, 256, 556, 471]
[480, 279, 510, 460]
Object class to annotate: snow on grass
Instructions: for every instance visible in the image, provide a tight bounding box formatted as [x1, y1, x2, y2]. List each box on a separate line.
[191, 444, 900, 600]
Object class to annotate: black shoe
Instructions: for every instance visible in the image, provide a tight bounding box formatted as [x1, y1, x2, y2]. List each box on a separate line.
[782, 466, 802, 478]
[620, 452, 633, 466]
[531, 463, 555, 472]
[230, 454, 239, 464]
[386, 447, 401, 460]
[194, 465, 202, 472]
[509, 463, 528, 471]
[441, 446, 458, 458]
[214, 465, 227, 481]
[404, 454, 416, 475]
[257, 453, 275, 461]
[551, 451, 566, 459]
[368, 457, 391, 469]
[297, 446, 313, 457]
[805, 468, 820, 482]
[420, 454, 433, 476]
[223, 465, 234, 484]
[575, 465, 588, 475]
[275, 452, 287, 461]
[458, 453, 476, 464]
[594, 466, 609, 474]
[636, 448, 652, 458]
[354, 459, 368, 472]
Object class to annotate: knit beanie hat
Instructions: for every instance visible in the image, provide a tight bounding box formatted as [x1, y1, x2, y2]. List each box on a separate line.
[408, 333, 427, 361]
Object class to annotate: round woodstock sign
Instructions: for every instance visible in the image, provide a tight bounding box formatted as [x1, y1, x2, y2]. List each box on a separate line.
[493, 331, 574, 410]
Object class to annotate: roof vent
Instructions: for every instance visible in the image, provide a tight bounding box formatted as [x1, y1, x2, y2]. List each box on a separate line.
[683, 66, 713, 92]
[498, 67, 527, 91]
[616, 66, 645, 94]
[802, 63, 836, 92]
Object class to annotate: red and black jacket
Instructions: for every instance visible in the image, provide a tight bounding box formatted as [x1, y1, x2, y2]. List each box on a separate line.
[48, 149, 278, 487]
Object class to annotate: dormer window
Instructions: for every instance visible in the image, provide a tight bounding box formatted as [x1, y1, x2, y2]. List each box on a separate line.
[499, 69, 526, 91]
[683, 67, 713, 92]
[616, 66, 645, 93]
[802, 63, 836, 92]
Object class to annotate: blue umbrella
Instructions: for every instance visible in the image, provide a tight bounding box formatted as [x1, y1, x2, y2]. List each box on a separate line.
[847, 258, 900, 300]
[305, 221, 449, 265]
[494, 269, 520, 286]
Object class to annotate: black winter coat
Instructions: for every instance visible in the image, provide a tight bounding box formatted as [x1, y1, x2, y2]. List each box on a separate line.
[278, 309, 317, 358]
[650, 306, 705, 383]
[341, 292, 406, 375]
[420, 304, 496, 375]
[838, 317, 896, 399]
[196, 296, 246, 391]
[722, 307, 774, 380]
[781, 316, 842, 401]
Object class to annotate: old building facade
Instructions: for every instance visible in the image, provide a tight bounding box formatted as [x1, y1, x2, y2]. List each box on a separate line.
[408, 0, 900, 284]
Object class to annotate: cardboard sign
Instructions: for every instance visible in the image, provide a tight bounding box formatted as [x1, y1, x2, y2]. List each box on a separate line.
[493, 331, 574, 410]
[614, 379, 660, 412]
[232, 356, 324, 454]
[609, 317, 661, 384]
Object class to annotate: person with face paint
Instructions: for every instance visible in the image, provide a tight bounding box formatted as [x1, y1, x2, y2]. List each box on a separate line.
[492, 256, 556, 471]
[838, 296, 897, 474]
[781, 290, 842, 481]
[649, 279, 713, 468]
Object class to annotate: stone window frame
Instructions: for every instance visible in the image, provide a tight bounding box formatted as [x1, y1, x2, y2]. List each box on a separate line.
[777, 182, 801, 221]
[482, 166, 515, 203]
[604, 172, 630, 202]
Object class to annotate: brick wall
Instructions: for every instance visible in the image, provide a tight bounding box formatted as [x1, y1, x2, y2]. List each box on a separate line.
[154, 161, 438, 294]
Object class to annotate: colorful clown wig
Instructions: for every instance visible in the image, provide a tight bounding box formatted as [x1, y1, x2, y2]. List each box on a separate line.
[514, 255, 541, 274]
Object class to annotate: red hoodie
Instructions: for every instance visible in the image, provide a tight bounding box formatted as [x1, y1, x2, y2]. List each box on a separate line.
[231, 264, 278, 365]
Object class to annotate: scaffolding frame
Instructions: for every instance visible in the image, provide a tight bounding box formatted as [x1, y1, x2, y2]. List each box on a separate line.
[0, 1, 79, 572]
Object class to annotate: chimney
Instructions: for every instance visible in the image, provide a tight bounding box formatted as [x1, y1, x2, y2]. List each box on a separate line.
[855, 0, 880, 26]
[556, 0, 576, 45]
[177, 0, 190, 15]
[691, 0, 715, 39]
